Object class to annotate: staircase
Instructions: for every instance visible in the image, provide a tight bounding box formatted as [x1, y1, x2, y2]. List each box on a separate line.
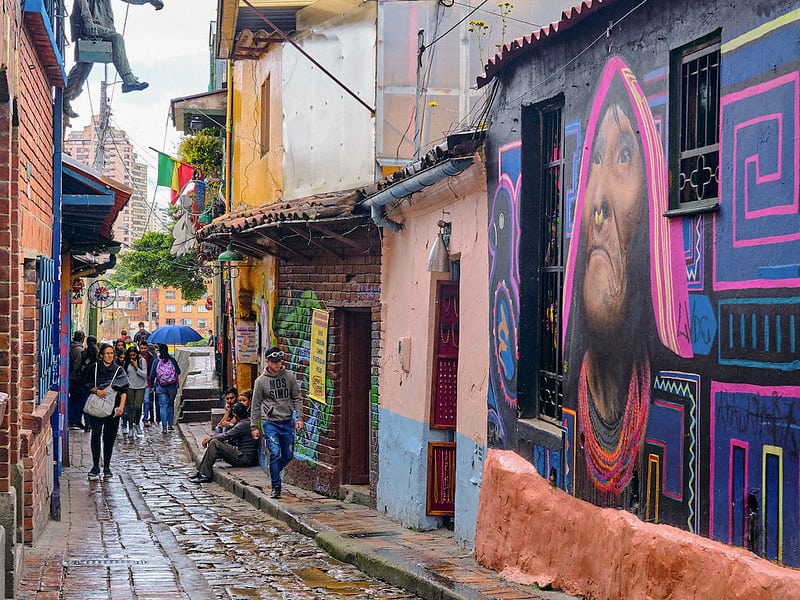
[178, 387, 220, 423]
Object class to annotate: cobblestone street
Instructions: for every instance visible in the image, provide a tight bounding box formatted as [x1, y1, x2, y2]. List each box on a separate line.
[20, 427, 416, 599]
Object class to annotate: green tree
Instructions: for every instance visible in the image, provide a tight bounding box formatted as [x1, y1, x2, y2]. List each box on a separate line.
[110, 231, 207, 302]
[179, 128, 223, 177]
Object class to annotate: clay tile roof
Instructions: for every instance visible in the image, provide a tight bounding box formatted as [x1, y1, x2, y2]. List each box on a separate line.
[477, 0, 617, 88]
[199, 189, 362, 238]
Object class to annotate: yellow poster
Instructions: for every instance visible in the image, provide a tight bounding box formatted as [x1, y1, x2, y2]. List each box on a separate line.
[309, 309, 329, 403]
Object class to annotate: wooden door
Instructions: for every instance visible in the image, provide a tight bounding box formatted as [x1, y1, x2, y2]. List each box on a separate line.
[343, 310, 371, 485]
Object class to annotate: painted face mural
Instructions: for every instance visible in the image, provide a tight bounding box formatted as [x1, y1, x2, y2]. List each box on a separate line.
[563, 57, 693, 496]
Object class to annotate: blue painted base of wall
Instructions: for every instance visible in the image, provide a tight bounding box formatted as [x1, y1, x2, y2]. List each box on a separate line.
[454, 431, 485, 550]
[377, 408, 449, 530]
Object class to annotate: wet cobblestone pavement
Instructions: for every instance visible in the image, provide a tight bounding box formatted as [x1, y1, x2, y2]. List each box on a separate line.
[20, 427, 417, 599]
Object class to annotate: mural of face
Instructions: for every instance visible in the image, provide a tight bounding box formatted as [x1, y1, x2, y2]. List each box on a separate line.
[581, 104, 645, 338]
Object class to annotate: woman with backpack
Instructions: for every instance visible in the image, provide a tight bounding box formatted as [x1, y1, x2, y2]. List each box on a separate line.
[150, 344, 181, 433]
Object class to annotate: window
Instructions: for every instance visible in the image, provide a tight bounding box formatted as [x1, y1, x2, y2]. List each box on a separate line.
[165, 318, 176, 326]
[197, 305, 208, 313]
[165, 290, 176, 299]
[519, 99, 565, 422]
[181, 318, 192, 326]
[667, 32, 721, 215]
[182, 304, 193, 313]
[165, 304, 176, 313]
[198, 320, 207, 329]
[260, 76, 270, 156]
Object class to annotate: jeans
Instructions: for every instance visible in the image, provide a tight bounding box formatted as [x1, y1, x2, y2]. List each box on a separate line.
[156, 383, 178, 430]
[142, 387, 152, 422]
[68, 380, 88, 426]
[262, 419, 295, 489]
[198, 439, 257, 479]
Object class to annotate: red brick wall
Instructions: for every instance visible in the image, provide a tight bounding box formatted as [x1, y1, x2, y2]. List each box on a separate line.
[274, 239, 381, 499]
[14, 26, 55, 544]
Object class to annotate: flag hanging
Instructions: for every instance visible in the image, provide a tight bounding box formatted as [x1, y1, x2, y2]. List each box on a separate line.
[155, 150, 195, 204]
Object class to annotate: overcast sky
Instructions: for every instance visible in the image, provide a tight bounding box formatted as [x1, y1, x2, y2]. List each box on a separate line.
[66, 0, 217, 207]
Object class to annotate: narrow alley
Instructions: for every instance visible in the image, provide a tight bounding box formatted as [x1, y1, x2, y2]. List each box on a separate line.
[19, 428, 416, 599]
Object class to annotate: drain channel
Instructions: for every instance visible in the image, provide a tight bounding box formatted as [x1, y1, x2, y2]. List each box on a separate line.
[62, 558, 147, 567]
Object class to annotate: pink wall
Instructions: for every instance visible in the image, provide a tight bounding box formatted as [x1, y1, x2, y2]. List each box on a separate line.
[379, 157, 488, 437]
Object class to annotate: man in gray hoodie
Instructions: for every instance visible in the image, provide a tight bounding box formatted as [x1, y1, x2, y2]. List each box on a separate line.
[250, 347, 304, 498]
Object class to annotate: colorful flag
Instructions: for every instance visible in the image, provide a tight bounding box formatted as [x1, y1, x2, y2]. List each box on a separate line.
[155, 150, 195, 204]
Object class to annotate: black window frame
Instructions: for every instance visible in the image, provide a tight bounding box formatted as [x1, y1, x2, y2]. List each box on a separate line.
[665, 30, 722, 217]
[519, 96, 565, 423]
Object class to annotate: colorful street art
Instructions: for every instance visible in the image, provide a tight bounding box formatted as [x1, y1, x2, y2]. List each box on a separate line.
[562, 56, 692, 497]
[486, 4, 800, 568]
[271, 288, 333, 467]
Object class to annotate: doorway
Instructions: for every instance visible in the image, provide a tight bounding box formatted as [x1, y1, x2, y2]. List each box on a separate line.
[342, 310, 371, 485]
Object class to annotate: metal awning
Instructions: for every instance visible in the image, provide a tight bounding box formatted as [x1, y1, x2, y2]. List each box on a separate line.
[62, 155, 131, 250]
[170, 89, 228, 133]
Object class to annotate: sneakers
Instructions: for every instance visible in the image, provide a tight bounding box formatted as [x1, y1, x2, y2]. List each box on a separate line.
[103, 469, 113, 479]
[143, 421, 150, 428]
[167, 425, 174, 431]
[270, 487, 281, 499]
[121, 79, 148, 93]
[134, 424, 142, 436]
[88, 466, 101, 480]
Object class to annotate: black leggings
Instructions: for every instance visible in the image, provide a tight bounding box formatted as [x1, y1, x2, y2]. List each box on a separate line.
[88, 413, 120, 469]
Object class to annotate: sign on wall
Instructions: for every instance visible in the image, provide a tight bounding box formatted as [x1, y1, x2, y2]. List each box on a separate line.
[309, 308, 329, 403]
[235, 321, 259, 364]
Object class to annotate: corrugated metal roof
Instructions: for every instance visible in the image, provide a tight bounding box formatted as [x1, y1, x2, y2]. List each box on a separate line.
[477, 0, 618, 88]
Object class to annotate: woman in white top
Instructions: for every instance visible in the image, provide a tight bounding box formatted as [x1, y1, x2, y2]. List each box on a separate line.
[123, 347, 148, 437]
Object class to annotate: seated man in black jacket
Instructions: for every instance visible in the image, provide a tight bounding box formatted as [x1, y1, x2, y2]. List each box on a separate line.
[189, 402, 259, 484]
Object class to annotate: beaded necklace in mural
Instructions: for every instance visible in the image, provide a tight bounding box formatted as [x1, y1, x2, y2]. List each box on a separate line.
[578, 356, 650, 494]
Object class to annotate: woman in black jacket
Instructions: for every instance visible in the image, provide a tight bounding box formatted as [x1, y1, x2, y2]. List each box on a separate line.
[81, 343, 129, 479]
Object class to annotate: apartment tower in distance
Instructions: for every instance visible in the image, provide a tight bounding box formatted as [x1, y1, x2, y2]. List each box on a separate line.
[64, 117, 152, 248]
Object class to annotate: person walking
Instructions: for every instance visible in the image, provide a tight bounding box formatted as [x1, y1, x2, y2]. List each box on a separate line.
[150, 344, 180, 433]
[188, 403, 259, 484]
[138, 340, 154, 427]
[81, 343, 129, 479]
[123, 347, 147, 438]
[251, 347, 304, 499]
[68, 331, 87, 430]
[133, 321, 150, 345]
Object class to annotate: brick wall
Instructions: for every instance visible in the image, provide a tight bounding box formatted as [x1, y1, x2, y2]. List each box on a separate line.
[15, 27, 55, 544]
[274, 237, 381, 498]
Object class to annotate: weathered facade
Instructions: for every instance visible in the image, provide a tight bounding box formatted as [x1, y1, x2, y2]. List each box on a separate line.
[480, 0, 800, 595]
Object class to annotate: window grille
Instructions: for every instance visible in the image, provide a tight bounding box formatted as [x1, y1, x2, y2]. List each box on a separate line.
[537, 108, 565, 421]
[37, 257, 57, 404]
[668, 35, 721, 214]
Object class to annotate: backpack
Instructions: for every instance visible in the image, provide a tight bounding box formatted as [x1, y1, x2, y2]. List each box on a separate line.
[155, 358, 177, 386]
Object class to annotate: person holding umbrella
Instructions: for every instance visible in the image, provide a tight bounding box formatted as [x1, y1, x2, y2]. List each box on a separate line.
[150, 344, 181, 433]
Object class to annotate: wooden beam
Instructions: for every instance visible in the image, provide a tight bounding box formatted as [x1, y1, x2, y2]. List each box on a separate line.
[253, 231, 310, 261]
[315, 223, 368, 251]
[282, 224, 344, 260]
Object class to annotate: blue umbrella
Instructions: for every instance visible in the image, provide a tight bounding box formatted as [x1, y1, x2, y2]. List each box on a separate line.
[147, 324, 203, 345]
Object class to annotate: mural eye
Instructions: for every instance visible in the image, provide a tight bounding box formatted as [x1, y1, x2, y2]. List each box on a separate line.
[618, 146, 632, 163]
[591, 151, 602, 165]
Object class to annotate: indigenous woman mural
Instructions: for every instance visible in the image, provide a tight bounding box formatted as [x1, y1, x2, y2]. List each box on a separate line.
[562, 57, 693, 502]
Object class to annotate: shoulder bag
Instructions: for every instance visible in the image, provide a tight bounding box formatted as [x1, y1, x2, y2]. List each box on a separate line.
[84, 364, 120, 418]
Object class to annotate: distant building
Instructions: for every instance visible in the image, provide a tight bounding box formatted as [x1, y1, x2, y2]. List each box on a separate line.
[64, 118, 153, 247]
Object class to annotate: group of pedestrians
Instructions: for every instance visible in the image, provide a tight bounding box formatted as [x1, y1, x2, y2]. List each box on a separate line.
[68, 326, 183, 479]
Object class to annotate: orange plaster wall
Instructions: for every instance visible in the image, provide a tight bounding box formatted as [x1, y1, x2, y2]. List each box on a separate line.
[476, 449, 800, 600]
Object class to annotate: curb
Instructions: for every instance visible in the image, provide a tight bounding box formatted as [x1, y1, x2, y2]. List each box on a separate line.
[178, 425, 481, 600]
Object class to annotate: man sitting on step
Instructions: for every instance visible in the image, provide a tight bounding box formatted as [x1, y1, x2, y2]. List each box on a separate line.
[188, 402, 259, 484]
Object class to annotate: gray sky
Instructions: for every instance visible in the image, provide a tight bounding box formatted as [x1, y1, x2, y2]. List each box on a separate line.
[66, 0, 217, 207]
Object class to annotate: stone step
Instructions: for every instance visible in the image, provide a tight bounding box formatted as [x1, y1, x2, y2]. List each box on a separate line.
[181, 398, 218, 412]
[179, 410, 212, 424]
[180, 387, 219, 400]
